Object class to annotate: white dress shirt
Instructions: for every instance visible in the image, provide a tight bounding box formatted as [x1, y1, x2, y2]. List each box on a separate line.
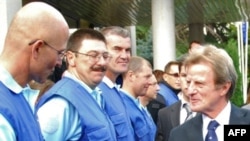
[202, 102, 231, 141]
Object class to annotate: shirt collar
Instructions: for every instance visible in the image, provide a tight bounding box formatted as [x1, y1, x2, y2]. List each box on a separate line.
[179, 92, 189, 106]
[0, 65, 23, 94]
[102, 76, 121, 90]
[202, 101, 231, 127]
[0, 65, 40, 113]
[215, 101, 231, 125]
[121, 89, 140, 108]
[63, 70, 102, 94]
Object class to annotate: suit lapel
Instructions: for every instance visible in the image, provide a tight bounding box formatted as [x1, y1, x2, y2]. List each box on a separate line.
[170, 101, 182, 126]
[188, 113, 204, 140]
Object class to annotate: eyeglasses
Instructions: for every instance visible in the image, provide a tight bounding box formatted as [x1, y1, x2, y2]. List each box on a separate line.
[165, 72, 179, 77]
[70, 50, 111, 63]
[29, 39, 66, 59]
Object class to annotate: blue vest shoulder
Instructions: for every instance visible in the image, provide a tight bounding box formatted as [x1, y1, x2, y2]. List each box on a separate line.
[0, 82, 44, 141]
[36, 77, 116, 141]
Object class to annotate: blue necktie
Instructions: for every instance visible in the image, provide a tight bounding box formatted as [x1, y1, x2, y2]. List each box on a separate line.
[205, 120, 219, 141]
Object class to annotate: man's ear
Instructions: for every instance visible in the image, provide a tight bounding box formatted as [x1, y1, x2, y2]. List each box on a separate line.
[162, 73, 168, 82]
[220, 82, 231, 96]
[30, 40, 44, 59]
[127, 70, 135, 81]
[66, 51, 76, 67]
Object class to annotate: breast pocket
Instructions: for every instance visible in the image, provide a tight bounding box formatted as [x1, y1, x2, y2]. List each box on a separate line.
[110, 113, 129, 138]
[87, 126, 112, 141]
[135, 124, 150, 140]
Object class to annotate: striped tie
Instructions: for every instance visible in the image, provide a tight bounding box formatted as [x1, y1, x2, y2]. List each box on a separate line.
[92, 90, 104, 108]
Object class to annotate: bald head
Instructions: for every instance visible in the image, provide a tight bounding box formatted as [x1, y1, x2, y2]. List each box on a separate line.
[4, 2, 69, 52]
[0, 2, 69, 86]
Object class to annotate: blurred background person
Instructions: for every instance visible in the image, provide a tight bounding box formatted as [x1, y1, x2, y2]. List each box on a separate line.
[147, 69, 165, 124]
[152, 69, 164, 82]
[156, 57, 195, 141]
[158, 61, 181, 106]
[139, 75, 160, 111]
[188, 40, 202, 54]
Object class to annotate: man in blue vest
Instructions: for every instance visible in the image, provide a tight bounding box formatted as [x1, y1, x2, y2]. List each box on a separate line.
[98, 26, 135, 141]
[0, 2, 69, 141]
[120, 56, 156, 141]
[36, 28, 116, 141]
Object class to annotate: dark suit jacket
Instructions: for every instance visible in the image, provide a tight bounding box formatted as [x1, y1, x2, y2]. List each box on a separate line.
[147, 94, 166, 124]
[156, 101, 182, 141]
[168, 103, 250, 141]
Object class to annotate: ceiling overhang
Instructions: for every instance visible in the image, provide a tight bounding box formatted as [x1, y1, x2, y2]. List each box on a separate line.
[23, 0, 250, 28]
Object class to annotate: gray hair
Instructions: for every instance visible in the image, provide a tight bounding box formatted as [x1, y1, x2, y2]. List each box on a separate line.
[100, 26, 130, 38]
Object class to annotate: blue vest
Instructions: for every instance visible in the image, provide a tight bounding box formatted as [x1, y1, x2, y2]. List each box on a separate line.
[0, 82, 44, 141]
[36, 77, 116, 141]
[98, 82, 135, 141]
[158, 82, 179, 106]
[121, 91, 156, 141]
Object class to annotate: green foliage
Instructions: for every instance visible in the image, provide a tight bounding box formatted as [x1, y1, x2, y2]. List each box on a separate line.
[205, 23, 238, 43]
[176, 41, 188, 58]
[220, 39, 243, 106]
[136, 23, 249, 106]
[136, 26, 153, 65]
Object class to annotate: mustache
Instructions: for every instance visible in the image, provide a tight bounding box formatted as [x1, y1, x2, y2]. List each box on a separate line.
[91, 66, 106, 72]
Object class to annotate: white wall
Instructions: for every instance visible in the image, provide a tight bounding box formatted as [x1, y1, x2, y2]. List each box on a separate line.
[0, 0, 22, 54]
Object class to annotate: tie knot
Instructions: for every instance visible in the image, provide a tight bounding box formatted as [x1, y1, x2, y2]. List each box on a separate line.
[207, 120, 219, 130]
[91, 90, 104, 108]
[91, 90, 98, 97]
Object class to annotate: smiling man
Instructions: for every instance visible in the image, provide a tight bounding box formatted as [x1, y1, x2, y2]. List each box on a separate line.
[168, 44, 250, 141]
[98, 26, 135, 141]
[36, 28, 116, 141]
